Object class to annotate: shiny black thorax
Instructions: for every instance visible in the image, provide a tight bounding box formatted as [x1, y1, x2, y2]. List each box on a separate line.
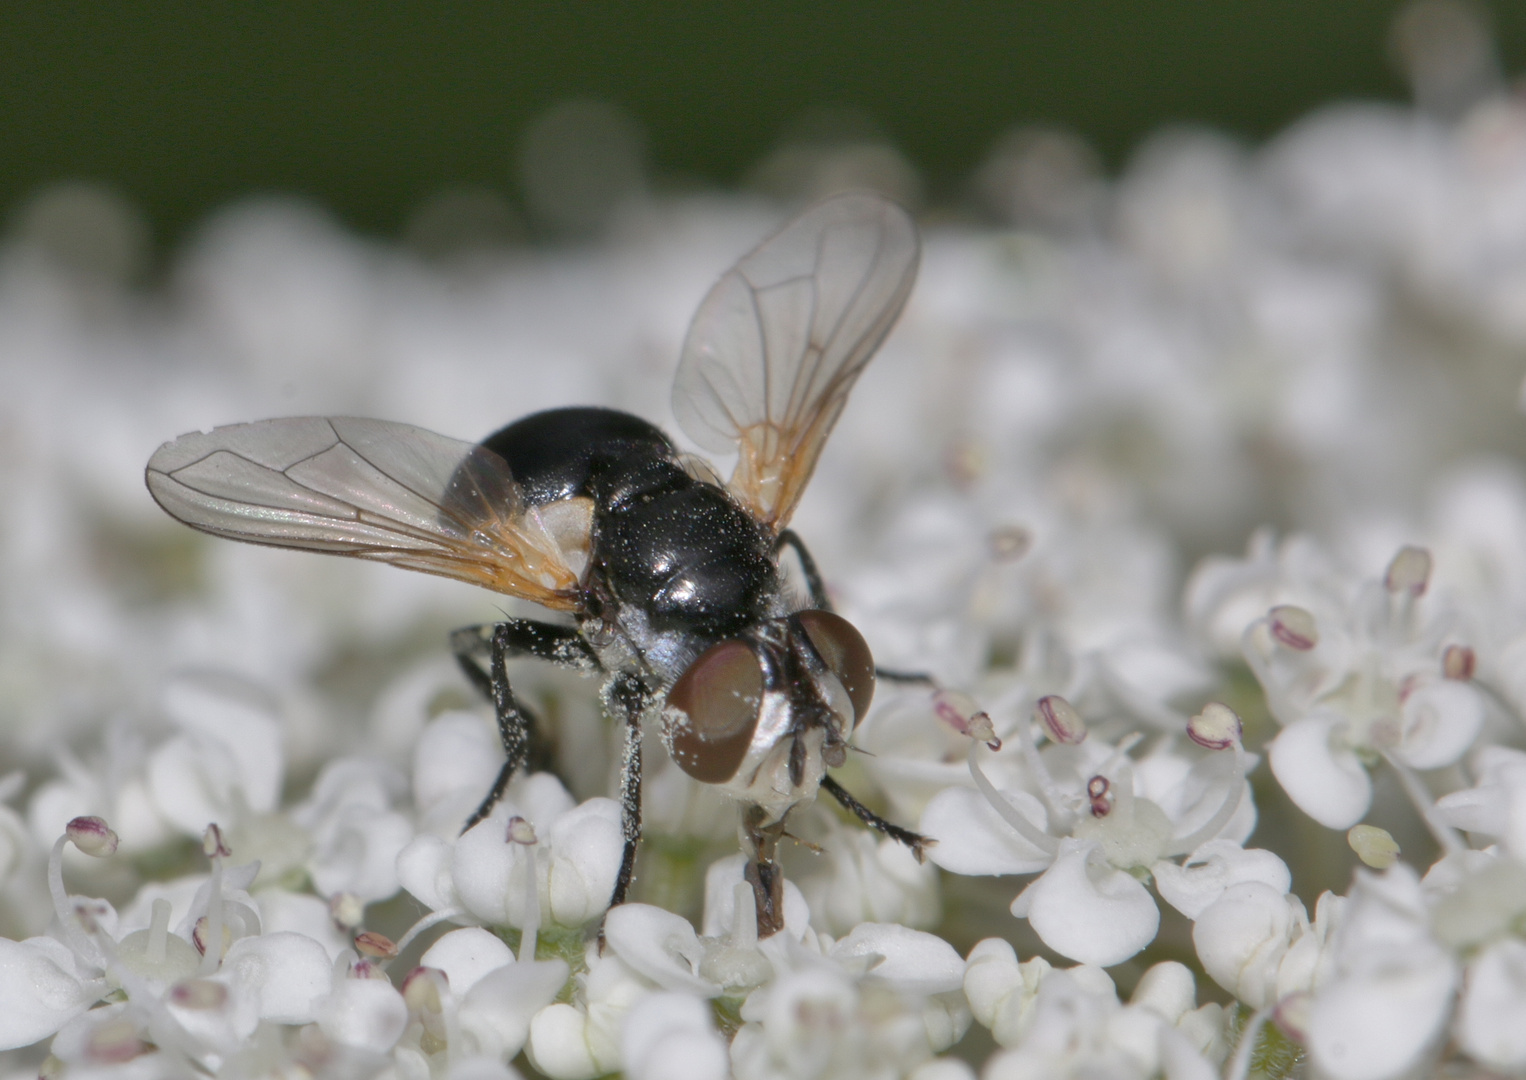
[482, 407, 780, 641]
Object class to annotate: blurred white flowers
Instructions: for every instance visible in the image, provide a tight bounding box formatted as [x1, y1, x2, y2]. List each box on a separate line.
[7, 8, 1526, 1074]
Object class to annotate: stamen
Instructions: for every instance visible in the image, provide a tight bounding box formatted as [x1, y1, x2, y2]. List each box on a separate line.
[388, 907, 469, 963]
[48, 822, 112, 969]
[1035, 695, 1087, 745]
[354, 931, 398, 959]
[1381, 751, 1465, 855]
[967, 747, 1059, 855]
[197, 823, 227, 976]
[507, 816, 540, 963]
[1385, 546, 1432, 598]
[1164, 742, 1247, 857]
[1442, 644, 1475, 681]
[1267, 605, 1318, 651]
[1187, 702, 1243, 750]
[66, 816, 119, 857]
[147, 898, 170, 964]
[934, 690, 1002, 750]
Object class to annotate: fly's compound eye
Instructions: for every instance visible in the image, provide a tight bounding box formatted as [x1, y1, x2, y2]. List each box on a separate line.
[796, 610, 875, 728]
[667, 640, 764, 784]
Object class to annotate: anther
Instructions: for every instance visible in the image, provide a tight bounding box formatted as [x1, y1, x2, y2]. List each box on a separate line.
[1187, 703, 1243, 750]
[66, 816, 119, 858]
[202, 823, 230, 859]
[1443, 644, 1476, 681]
[1035, 695, 1087, 745]
[935, 690, 1002, 750]
[1267, 605, 1318, 651]
[1385, 545, 1432, 597]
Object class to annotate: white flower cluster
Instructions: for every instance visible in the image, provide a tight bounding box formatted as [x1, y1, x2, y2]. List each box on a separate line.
[3, 8, 1526, 1077]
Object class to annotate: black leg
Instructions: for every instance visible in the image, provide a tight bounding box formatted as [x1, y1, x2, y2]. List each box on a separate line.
[606, 672, 652, 911]
[776, 529, 832, 611]
[875, 667, 939, 686]
[450, 619, 598, 832]
[821, 775, 934, 862]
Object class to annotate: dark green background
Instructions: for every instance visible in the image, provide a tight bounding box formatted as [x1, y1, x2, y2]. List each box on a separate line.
[3, 2, 1522, 245]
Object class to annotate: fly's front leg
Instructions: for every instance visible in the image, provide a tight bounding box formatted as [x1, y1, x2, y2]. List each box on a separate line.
[821, 775, 934, 862]
[605, 672, 654, 914]
[450, 620, 598, 832]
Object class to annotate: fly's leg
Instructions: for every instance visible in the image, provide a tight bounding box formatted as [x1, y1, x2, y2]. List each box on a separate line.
[776, 529, 831, 611]
[742, 807, 789, 938]
[450, 620, 598, 832]
[776, 532, 943, 686]
[821, 775, 934, 862]
[875, 667, 938, 686]
[606, 672, 653, 911]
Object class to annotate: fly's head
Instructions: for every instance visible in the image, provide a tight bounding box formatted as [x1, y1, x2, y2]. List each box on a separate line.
[661, 610, 875, 819]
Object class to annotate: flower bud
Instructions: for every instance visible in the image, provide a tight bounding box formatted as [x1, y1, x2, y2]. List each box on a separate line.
[1347, 824, 1400, 869]
[201, 823, 230, 859]
[1268, 605, 1318, 651]
[1384, 545, 1432, 597]
[1187, 703, 1243, 750]
[354, 931, 398, 959]
[1035, 695, 1087, 745]
[66, 816, 118, 857]
[1443, 644, 1476, 681]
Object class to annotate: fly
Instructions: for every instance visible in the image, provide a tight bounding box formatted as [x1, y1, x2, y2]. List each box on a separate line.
[145, 192, 929, 937]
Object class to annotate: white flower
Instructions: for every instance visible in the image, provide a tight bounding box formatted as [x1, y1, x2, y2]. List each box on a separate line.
[966, 937, 1224, 1080]
[290, 756, 413, 903]
[920, 700, 1251, 964]
[1305, 865, 1457, 1080]
[398, 770, 623, 933]
[620, 992, 730, 1080]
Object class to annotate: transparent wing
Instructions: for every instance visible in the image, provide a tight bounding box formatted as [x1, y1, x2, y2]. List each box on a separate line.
[672, 191, 919, 529]
[145, 416, 582, 609]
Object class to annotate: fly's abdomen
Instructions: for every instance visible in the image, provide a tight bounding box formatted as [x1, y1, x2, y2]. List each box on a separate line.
[481, 407, 674, 507]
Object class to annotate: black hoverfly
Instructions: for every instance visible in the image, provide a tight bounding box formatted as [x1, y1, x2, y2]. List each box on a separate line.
[146, 192, 927, 937]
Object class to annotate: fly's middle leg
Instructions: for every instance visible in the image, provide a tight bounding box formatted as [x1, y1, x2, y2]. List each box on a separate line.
[450, 619, 598, 832]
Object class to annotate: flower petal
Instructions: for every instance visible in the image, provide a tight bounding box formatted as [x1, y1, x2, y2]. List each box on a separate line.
[829, 922, 965, 995]
[1019, 841, 1160, 966]
[420, 927, 514, 996]
[1269, 716, 1371, 829]
[920, 786, 1053, 876]
[0, 937, 99, 1051]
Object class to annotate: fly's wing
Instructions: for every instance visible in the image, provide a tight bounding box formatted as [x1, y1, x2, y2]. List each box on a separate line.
[671, 191, 919, 529]
[145, 416, 582, 610]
